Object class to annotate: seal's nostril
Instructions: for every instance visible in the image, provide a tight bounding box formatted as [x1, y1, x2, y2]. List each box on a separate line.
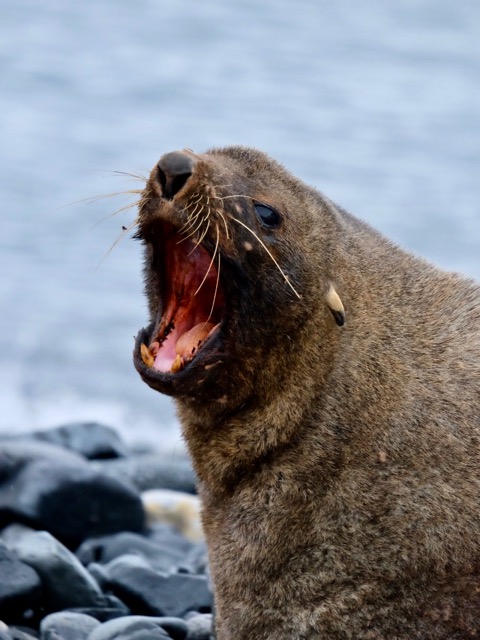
[156, 151, 194, 200]
[157, 165, 167, 195]
[170, 173, 191, 197]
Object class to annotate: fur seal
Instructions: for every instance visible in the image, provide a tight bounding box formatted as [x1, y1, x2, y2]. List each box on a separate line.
[133, 146, 480, 639]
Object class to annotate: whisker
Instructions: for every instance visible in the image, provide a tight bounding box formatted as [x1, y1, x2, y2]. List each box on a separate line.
[96, 219, 138, 269]
[178, 193, 204, 231]
[52, 190, 143, 212]
[108, 170, 148, 183]
[209, 183, 235, 193]
[227, 214, 301, 299]
[179, 201, 203, 234]
[212, 194, 256, 202]
[217, 209, 230, 241]
[83, 190, 144, 204]
[177, 211, 207, 244]
[189, 192, 204, 207]
[194, 224, 218, 296]
[206, 242, 221, 325]
[188, 219, 210, 255]
[90, 200, 141, 229]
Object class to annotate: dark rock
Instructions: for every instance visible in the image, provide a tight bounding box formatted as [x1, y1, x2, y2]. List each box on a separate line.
[0, 440, 86, 479]
[77, 532, 188, 574]
[6, 423, 128, 460]
[0, 442, 144, 545]
[147, 524, 196, 554]
[177, 543, 208, 575]
[91, 455, 196, 494]
[185, 613, 213, 640]
[67, 593, 130, 623]
[0, 541, 42, 623]
[86, 563, 110, 591]
[88, 616, 187, 640]
[66, 608, 128, 625]
[103, 555, 212, 617]
[0, 623, 40, 640]
[40, 611, 100, 639]
[149, 618, 188, 640]
[6, 530, 106, 612]
[148, 573, 212, 617]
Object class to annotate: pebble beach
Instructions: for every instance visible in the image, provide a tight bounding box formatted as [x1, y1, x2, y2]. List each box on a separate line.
[0, 422, 212, 640]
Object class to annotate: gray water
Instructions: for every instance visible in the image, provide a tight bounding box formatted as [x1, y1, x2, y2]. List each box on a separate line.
[1, 0, 479, 448]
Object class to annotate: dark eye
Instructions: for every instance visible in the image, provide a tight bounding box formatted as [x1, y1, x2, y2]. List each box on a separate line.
[254, 203, 281, 229]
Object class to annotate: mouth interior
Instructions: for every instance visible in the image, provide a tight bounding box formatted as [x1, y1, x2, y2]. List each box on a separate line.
[147, 225, 224, 373]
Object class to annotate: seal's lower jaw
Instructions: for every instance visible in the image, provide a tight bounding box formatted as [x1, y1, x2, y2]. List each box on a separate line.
[133, 223, 225, 396]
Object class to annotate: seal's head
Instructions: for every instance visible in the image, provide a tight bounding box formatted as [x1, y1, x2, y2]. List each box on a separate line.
[133, 147, 345, 409]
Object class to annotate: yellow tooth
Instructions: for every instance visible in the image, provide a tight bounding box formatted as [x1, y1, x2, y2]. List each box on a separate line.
[171, 354, 184, 373]
[140, 343, 155, 368]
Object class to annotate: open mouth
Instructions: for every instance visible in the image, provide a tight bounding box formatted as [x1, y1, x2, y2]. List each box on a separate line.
[140, 223, 225, 375]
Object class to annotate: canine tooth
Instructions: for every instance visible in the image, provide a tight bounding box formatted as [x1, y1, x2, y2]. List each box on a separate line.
[141, 343, 155, 368]
[171, 354, 184, 373]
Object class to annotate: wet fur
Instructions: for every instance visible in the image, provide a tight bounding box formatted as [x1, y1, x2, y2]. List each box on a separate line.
[136, 147, 480, 639]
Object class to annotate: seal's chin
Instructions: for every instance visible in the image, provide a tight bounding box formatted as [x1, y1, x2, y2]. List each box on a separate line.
[135, 223, 225, 384]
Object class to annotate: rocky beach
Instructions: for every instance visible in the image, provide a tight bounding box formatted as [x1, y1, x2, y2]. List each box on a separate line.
[0, 422, 213, 640]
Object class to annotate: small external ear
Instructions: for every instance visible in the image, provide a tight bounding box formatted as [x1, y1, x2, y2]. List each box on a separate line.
[325, 284, 345, 326]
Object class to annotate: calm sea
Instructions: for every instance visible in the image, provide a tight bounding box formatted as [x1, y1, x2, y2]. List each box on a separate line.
[1, 0, 479, 448]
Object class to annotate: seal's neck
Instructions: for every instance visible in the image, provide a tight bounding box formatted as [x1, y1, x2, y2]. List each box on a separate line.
[176, 316, 342, 493]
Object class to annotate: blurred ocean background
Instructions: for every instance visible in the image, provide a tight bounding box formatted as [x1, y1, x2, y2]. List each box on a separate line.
[1, 0, 479, 449]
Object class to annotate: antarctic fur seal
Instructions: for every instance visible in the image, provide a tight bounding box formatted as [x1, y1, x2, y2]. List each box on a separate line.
[133, 147, 480, 639]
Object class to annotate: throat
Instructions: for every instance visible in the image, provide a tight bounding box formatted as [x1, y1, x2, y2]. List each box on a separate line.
[147, 228, 224, 373]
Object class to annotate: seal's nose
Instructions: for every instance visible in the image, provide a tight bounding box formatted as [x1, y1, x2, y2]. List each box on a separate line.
[156, 151, 194, 200]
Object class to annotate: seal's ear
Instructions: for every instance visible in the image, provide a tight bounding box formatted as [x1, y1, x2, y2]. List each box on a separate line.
[325, 284, 345, 326]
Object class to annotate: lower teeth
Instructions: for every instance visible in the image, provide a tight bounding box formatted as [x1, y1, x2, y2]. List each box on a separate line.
[171, 354, 184, 372]
[140, 344, 154, 368]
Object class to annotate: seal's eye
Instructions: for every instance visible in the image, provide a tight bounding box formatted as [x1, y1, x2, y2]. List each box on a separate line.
[254, 203, 281, 229]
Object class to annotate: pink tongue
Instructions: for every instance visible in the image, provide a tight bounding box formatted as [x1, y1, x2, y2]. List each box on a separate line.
[176, 322, 215, 358]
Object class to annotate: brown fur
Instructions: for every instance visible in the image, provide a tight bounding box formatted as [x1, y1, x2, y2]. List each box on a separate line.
[134, 147, 480, 639]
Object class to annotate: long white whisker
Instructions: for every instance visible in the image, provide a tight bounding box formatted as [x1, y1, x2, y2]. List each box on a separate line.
[205, 246, 221, 325]
[213, 194, 255, 202]
[97, 219, 138, 268]
[180, 201, 203, 233]
[228, 215, 301, 299]
[188, 219, 210, 255]
[108, 170, 148, 182]
[177, 210, 206, 244]
[194, 224, 219, 296]
[90, 200, 141, 229]
[217, 209, 230, 241]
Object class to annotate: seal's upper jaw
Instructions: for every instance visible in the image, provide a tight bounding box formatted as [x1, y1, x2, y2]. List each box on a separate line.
[134, 220, 225, 389]
[132, 150, 233, 396]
